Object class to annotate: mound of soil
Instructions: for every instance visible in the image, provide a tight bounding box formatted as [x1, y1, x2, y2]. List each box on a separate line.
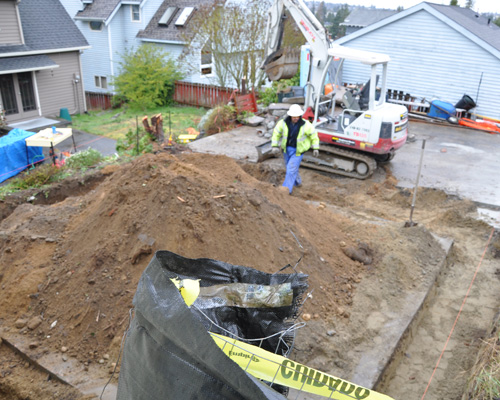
[0, 151, 497, 399]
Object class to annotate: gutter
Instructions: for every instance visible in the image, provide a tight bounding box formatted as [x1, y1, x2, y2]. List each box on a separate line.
[0, 46, 91, 58]
[140, 38, 185, 45]
[0, 65, 59, 75]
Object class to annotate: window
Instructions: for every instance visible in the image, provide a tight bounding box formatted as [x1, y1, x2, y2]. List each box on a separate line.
[175, 7, 194, 26]
[18, 72, 36, 112]
[94, 76, 108, 89]
[89, 21, 103, 31]
[201, 43, 213, 76]
[158, 6, 177, 25]
[131, 5, 140, 22]
[0, 74, 18, 115]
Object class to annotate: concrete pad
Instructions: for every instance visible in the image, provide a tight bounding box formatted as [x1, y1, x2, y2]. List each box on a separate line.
[188, 125, 270, 163]
[8, 118, 68, 132]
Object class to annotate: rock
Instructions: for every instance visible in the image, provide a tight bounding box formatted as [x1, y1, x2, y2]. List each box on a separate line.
[27, 316, 43, 330]
[302, 313, 311, 321]
[15, 319, 28, 329]
[326, 330, 336, 336]
[342, 242, 373, 265]
[29, 342, 39, 349]
[61, 346, 68, 353]
[244, 116, 265, 127]
[62, 355, 68, 362]
[268, 103, 291, 111]
[103, 353, 110, 360]
[99, 359, 105, 364]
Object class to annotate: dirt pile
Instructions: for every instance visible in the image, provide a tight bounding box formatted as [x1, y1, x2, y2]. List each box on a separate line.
[0, 151, 497, 399]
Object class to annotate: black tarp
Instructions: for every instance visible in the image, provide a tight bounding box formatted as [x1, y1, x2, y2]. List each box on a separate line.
[116, 250, 308, 400]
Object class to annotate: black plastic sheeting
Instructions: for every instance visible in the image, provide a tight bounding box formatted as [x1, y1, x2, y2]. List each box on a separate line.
[117, 250, 309, 400]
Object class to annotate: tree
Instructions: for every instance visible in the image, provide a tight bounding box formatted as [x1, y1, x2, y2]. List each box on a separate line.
[465, 0, 474, 8]
[449, 0, 458, 6]
[325, 4, 350, 39]
[182, 0, 271, 91]
[316, 1, 327, 24]
[113, 44, 184, 110]
[495, 17, 500, 27]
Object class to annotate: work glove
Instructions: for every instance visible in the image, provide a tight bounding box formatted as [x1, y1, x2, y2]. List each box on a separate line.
[272, 147, 280, 156]
[313, 149, 319, 157]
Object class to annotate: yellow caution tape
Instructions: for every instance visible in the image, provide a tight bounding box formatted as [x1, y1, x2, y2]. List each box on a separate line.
[210, 332, 394, 400]
[170, 278, 200, 307]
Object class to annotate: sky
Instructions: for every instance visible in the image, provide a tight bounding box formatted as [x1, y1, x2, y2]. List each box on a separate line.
[323, 0, 500, 14]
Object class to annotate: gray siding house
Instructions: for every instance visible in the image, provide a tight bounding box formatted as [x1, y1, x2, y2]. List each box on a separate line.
[0, 0, 89, 125]
[340, 8, 397, 36]
[334, 2, 500, 119]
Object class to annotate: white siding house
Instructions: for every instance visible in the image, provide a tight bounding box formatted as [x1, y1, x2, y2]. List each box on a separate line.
[59, 0, 223, 96]
[334, 2, 500, 119]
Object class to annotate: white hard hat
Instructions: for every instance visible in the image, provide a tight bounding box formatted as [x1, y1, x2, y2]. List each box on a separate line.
[287, 104, 304, 117]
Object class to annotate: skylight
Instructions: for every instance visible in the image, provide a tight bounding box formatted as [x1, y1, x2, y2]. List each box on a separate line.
[175, 7, 194, 26]
[159, 6, 177, 25]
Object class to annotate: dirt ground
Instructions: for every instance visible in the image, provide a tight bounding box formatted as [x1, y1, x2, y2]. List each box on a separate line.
[0, 145, 498, 399]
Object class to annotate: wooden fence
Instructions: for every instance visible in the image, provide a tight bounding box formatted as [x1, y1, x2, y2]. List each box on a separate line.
[173, 81, 236, 108]
[85, 82, 247, 111]
[86, 92, 113, 110]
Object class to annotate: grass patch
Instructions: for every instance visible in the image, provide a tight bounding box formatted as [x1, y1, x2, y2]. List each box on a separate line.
[464, 316, 500, 399]
[72, 105, 207, 141]
[0, 149, 113, 200]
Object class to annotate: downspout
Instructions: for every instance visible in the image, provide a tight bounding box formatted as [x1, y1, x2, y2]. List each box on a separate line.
[108, 23, 114, 80]
[78, 51, 87, 113]
[32, 71, 42, 117]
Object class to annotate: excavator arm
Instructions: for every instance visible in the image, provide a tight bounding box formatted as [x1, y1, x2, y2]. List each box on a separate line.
[262, 0, 332, 110]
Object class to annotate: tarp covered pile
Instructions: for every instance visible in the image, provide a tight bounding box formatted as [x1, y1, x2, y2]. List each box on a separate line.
[117, 250, 308, 400]
[0, 128, 43, 183]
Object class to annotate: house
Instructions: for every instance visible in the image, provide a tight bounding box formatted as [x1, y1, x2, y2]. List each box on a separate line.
[136, 0, 214, 85]
[340, 8, 397, 36]
[0, 0, 89, 127]
[71, 0, 164, 95]
[60, 0, 218, 98]
[333, 2, 500, 118]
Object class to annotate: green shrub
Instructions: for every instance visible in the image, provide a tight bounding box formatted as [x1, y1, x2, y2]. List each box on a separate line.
[116, 129, 154, 156]
[65, 148, 103, 169]
[202, 105, 237, 135]
[257, 69, 301, 107]
[113, 44, 184, 110]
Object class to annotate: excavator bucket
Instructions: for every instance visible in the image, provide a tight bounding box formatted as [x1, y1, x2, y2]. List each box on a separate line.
[263, 47, 301, 81]
[256, 140, 275, 163]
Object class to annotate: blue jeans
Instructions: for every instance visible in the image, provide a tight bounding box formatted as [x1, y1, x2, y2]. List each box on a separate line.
[282, 146, 303, 194]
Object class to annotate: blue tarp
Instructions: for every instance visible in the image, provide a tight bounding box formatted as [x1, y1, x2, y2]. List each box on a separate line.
[0, 128, 43, 183]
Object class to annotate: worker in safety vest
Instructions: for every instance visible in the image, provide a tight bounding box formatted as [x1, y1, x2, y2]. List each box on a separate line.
[271, 104, 320, 194]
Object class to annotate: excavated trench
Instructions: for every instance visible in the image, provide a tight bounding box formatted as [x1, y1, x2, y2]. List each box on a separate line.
[1, 157, 499, 400]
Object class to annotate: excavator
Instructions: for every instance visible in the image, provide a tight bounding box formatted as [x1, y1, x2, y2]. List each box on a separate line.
[258, 0, 409, 179]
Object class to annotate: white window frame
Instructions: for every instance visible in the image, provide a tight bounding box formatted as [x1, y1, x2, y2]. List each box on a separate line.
[131, 5, 141, 22]
[94, 76, 108, 89]
[200, 43, 213, 77]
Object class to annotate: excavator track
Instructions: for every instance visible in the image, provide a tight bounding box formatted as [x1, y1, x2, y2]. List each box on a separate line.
[301, 144, 378, 179]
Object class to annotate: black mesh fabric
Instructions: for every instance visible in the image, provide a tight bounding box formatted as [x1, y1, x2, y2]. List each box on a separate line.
[116, 250, 309, 400]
